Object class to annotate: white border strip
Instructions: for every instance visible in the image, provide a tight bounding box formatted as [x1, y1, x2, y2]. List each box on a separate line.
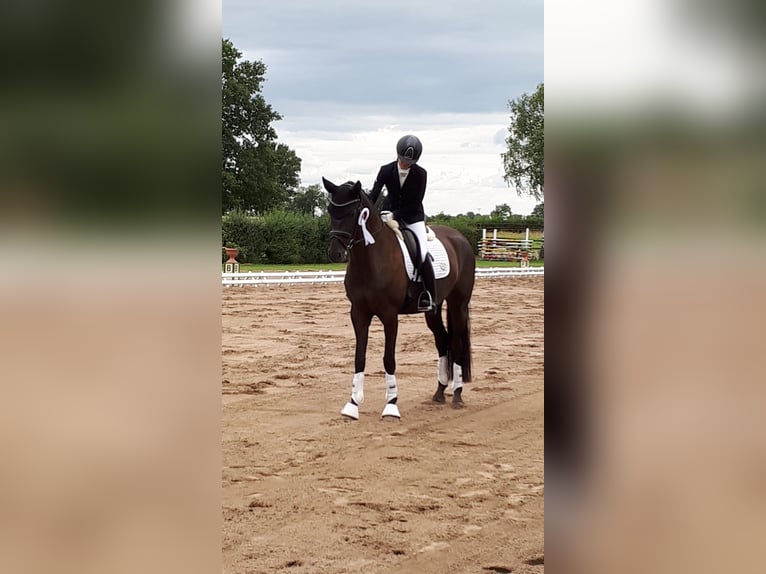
[222, 267, 543, 286]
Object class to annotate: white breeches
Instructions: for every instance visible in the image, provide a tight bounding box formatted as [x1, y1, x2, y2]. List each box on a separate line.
[401, 220, 429, 264]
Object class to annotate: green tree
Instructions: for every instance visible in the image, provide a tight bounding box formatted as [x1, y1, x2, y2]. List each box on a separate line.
[531, 201, 544, 218]
[290, 184, 327, 217]
[502, 83, 544, 200]
[222, 38, 301, 213]
[490, 203, 513, 219]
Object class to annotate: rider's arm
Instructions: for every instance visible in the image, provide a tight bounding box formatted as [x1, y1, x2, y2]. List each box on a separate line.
[368, 166, 385, 205]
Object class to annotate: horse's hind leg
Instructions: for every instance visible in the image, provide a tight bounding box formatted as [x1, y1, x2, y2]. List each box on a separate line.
[425, 304, 450, 403]
[447, 299, 472, 406]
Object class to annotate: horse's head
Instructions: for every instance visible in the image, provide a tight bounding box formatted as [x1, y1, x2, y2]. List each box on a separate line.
[322, 177, 374, 263]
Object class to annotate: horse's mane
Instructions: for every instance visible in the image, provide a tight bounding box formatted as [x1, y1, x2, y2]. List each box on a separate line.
[338, 180, 377, 216]
[336, 180, 430, 242]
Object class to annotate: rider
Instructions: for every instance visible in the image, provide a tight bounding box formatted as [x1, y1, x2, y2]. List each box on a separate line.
[368, 134, 436, 312]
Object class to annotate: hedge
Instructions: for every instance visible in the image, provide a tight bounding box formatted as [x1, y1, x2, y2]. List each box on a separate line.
[222, 210, 543, 264]
[222, 210, 331, 264]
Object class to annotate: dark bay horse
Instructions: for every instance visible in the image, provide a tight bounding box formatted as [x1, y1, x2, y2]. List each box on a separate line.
[322, 178, 475, 420]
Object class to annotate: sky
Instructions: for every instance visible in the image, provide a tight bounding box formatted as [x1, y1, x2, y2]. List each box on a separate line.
[223, 0, 543, 216]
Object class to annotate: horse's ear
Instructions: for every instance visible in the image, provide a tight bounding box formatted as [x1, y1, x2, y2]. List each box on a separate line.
[322, 177, 336, 194]
[353, 181, 363, 196]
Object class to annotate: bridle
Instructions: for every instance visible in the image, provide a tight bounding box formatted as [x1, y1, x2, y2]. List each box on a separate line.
[328, 196, 363, 252]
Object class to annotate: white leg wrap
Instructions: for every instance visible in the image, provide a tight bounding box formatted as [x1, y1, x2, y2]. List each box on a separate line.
[437, 355, 450, 386]
[351, 372, 365, 405]
[381, 402, 401, 418]
[384, 373, 398, 403]
[452, 364, 464, 392]
[340, 402, 359, 419]
[382, 373, 401, 418]
[341, 372, 365, 420]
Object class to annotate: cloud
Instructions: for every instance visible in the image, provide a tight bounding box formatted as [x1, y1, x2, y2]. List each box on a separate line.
[223, 0, 543, 214]
[277, 110, 539, 215]
[493, 127, 508, 145]
[226, 0, 542, 115]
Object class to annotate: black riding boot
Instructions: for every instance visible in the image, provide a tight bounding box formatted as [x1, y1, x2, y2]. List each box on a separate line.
[418, 255, 437, 312]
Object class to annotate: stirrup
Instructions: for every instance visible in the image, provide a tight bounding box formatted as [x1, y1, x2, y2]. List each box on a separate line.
[417, 291, 435, 312]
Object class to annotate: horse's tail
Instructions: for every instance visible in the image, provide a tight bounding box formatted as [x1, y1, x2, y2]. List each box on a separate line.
[447, 303, 472, 383]
[461, 306, 472, 382]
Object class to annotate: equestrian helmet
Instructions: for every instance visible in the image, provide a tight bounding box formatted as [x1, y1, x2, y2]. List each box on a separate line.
[396, 135, 423, 166]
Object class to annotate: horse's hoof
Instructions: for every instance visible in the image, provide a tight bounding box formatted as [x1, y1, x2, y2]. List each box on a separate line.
[432, 393, 446, 404]
[452, 388, 464, 407]
[341, 402, 359, 420]
[381, 403, 401, 419]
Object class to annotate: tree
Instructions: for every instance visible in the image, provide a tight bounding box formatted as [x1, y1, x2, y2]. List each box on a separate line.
[502, 83, 544, 200]
[290, 184, 327, 217]
[490, 203, 513, 219]
[222, 38, 301, 213]
[531, 201, 544, 218]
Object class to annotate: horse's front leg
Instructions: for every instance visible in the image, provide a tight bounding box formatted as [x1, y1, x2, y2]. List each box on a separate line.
[381, 313, 401, 419]
[340, 305, 372, 420]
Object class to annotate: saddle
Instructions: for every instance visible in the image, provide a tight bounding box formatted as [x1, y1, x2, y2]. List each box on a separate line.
[381, 211, 434, 269]
[402, 240, 434, 312]
[381, 212, 432, 313]
[399, 227, 421, 270]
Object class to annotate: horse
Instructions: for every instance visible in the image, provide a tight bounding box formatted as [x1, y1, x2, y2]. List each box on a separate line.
[322, 177, 475, 420]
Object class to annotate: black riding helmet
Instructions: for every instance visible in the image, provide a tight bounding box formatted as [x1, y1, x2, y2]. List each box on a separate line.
[396, 134, 423, 166]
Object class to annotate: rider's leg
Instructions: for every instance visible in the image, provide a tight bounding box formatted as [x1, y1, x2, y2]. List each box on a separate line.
[403, 220, 436, 311]
[419, 254, 437, 311]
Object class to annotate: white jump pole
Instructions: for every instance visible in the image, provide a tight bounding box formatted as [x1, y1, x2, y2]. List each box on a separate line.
[525, 227, 529, 243]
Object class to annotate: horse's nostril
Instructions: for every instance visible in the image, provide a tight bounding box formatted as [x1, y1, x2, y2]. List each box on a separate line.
[328, 249, 343, 263]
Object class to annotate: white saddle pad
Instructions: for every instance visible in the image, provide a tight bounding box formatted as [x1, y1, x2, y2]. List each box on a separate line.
[397, 231, 451, 281]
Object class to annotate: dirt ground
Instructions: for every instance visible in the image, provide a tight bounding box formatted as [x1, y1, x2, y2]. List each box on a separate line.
[222, 276, 544, 574]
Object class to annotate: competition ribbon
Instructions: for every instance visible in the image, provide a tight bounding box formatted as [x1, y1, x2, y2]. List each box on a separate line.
[358, 208, 375, 246]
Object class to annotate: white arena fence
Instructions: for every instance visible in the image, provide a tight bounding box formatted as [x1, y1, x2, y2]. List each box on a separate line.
[222, 266, 543, 286]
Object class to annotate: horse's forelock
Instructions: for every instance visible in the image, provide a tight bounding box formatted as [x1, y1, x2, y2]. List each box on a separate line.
[335, 181, 354, 197]
[335, 181, 364, 203]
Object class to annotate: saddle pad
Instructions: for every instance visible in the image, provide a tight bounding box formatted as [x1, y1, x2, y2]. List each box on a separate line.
[398, 234, 451, 281]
